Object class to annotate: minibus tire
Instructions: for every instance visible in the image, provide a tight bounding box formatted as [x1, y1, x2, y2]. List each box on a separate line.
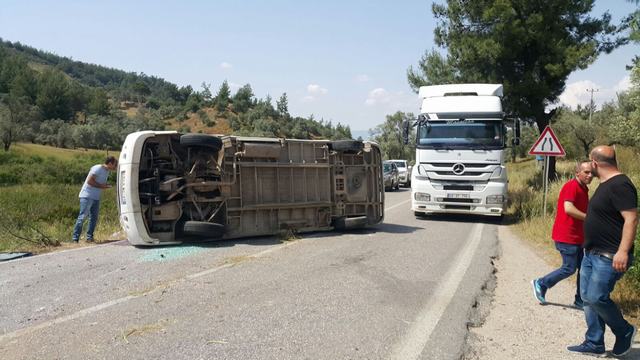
[180, 134, 223, 151]
[333, 216, 368, 230]
[182, 221, 225, 238]
[329, 140, 364, 152]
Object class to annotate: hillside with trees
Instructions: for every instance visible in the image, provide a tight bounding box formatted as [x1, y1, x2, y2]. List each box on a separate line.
[0, 38, 352, 152]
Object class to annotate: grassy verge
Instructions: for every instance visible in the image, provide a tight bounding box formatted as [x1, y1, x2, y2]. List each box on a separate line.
[506, 149, 640, 325]
[0, 144, 122, 253]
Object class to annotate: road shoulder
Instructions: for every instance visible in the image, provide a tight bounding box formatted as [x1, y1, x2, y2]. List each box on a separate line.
[464, 225, 636, 360]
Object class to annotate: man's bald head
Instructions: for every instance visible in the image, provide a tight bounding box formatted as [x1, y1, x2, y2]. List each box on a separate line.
[590, 145, 617, 168]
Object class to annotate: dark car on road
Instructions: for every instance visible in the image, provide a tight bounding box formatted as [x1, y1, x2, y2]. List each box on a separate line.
[383, 161, 400, 191]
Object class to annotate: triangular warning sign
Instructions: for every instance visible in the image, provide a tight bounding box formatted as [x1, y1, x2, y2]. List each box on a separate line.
[528, 126, 565, 156]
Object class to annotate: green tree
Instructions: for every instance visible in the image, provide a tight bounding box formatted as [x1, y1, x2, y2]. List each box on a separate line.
[36, 69, 72, 120]
[370, 111, 416, 161]
[9, 67, 38, 103]
[201, 82, 213, 105]
[232, 84, 255, 113]
[332, 122, 352, 140]
[88, 89, 111, 115]
[554, 109, 599, 158]
[409, 0, 627, 179]
[407, 50, 459, 91]
[607, 63, 640, 145]
[626, 0, 640, 66]
[132, 80, 151, 103]
[276, 92, 289, 118]
[215, 80, 231, 113]
[0, 94, 40, 151]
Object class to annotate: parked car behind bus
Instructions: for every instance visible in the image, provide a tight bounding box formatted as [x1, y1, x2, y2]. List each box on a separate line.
[383, 161, 400, 191]
[388, 159, 410, 187]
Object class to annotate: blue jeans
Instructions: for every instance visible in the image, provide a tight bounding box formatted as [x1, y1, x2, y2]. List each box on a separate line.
[580, 252, 632, 350]
[72, 198, 100, 241]
[538, 242, 583, 302]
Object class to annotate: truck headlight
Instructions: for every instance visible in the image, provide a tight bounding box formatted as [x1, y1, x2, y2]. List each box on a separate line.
[486, 195, 504, 204]
[414, 192, 431, 202]
[490, 167, 504, 179]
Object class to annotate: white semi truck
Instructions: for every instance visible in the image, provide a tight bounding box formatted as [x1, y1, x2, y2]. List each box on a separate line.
[403, 84, 519, 217]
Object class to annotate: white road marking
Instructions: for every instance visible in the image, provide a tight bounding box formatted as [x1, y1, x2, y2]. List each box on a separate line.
[388, 223, 485, 360]
[0, 198, 410, 343]
[385, 198, 411, 212]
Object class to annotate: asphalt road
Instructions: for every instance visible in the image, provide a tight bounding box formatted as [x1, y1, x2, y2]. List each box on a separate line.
[0, 189, 500, 360]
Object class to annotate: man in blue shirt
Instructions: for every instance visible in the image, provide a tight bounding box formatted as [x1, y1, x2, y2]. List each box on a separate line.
[72, 156, 118, 243]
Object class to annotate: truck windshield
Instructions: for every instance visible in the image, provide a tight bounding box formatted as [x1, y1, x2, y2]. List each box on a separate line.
[417, 120, 504, 148]
[383, 163, 392, 173]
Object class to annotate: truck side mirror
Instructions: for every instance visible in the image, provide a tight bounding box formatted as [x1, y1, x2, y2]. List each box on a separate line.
[512, 119, 521, 146]
[402, 120, 410, 145]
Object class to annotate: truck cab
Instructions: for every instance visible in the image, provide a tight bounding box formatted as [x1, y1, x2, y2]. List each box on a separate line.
[404, 84, 517, 217]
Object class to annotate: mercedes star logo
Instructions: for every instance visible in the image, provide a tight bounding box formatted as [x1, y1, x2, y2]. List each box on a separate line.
[452, 163, 465, 175]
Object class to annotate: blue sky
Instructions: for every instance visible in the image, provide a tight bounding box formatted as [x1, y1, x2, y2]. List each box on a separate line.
[0, 0, 637, 133]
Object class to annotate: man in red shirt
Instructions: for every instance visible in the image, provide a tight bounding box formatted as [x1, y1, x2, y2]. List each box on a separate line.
[532, 160, 593, 309]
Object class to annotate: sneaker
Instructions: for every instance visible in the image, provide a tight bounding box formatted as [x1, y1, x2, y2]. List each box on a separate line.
[573, 298, 584, 310]
[567, 342, 606, 356]
[531, 279, 546, 304]
[86, 238, 94, 243]
[72, 239, 79, 243]
[612, 324, 637, 357]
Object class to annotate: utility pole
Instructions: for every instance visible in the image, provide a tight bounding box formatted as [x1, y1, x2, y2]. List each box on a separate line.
[586, 88, 599, 122]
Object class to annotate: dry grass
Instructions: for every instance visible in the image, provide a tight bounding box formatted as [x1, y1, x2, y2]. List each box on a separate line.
[121, 319, 170, 343]
[507, 154, 640, 326]
[221, 255, 254, 266]
[12, 142, 119, 161]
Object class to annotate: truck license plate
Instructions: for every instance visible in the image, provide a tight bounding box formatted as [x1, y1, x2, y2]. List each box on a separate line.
[447, 193, 470, 199]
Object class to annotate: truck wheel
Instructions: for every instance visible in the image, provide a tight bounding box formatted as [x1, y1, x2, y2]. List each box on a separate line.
[333, 216, 368, 230]
[329, 140, 364, 152]
[182, 221, 225, 239]
[180, 134, 223, 151]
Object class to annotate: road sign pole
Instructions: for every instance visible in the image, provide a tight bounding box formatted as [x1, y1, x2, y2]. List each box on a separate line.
[543, 156, 549, 217]
[528, 126, 564, 218]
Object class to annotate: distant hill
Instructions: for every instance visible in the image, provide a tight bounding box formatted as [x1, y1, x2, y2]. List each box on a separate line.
[0, 38, 354, 152]
[0, 38, 187, 105]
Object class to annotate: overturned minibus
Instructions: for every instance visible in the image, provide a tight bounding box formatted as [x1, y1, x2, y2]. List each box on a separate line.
[117, 131, 384, 246]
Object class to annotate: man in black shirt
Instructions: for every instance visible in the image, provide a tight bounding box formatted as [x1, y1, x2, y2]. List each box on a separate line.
[568, 145, 638, 357]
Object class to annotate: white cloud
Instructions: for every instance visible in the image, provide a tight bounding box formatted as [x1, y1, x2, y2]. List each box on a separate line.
[307, 84, 328, 95]
[614, 76, 631, 92]
[559, 80, 597, 109]
[559, 75, 632, 109]
[220, 62, 233, 70]
[302, 84, 329, 102]
[355, 74, 370, 83]
[365, 88, 391, 106]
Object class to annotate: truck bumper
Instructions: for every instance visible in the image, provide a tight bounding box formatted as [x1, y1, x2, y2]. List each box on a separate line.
[411, 180, 506, 217]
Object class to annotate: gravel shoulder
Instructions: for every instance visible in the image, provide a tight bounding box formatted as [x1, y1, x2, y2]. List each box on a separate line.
[465, 225, 640, 360]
